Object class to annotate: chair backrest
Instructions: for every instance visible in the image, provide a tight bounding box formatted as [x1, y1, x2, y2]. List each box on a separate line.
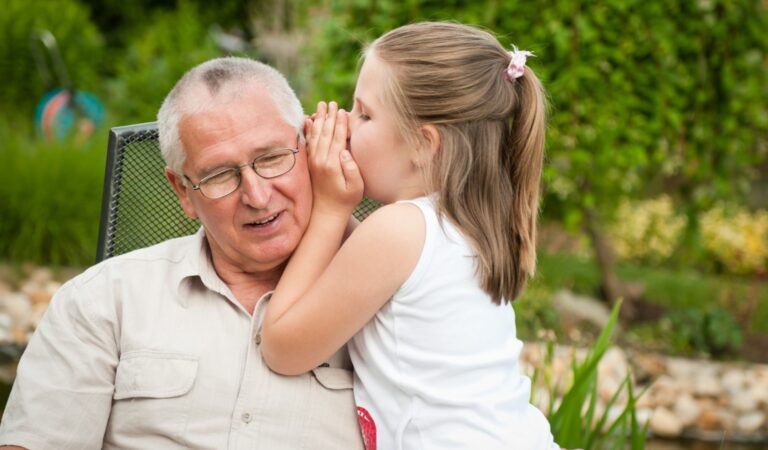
[96, 122, 379, 262]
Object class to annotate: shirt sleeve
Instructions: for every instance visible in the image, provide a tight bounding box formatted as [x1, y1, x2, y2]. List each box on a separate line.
[0, 272, 119, 450]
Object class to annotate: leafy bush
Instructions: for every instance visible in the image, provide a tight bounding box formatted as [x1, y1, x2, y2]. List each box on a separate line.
[105, 0, 224, 124]
[292, 0, 768, 213]
[515, 283, 562, 341]
[0, 0, 105, 127]
[699, 205, 768, 275]
[608, 195, 688, 264]
[665, 307, 744, 356]
[0, 123, 106, 266]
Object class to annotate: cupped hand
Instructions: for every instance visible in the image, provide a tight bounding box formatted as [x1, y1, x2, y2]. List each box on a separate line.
[305, 101, 364, 218]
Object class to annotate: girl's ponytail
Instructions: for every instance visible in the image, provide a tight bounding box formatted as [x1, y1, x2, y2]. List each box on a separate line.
[505, 67, 547, 295]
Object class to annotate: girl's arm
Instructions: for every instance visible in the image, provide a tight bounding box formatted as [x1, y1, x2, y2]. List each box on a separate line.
[261, 103, 424, 375]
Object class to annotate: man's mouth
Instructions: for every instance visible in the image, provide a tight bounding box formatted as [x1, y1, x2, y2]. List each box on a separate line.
[246, 212, 280, 227]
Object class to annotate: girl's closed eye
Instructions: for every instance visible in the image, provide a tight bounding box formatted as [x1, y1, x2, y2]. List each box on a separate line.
[352, 100, 371, 121]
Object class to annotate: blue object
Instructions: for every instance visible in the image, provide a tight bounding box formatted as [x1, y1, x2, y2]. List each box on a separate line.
[34, 88, 105, 141]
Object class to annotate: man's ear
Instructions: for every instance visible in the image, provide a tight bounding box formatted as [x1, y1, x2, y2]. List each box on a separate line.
[413, 124, 440, 168]
[164, 167, 198, 219]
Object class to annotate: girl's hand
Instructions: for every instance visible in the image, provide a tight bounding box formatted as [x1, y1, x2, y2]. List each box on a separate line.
[306, 101, 364, 219]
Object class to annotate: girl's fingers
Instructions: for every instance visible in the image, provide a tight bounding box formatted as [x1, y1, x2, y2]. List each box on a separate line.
[309, 102, 327, 156]
[317, 101, 338, 163]
[340, 150, 364, 198]
[328, 109, 348, 162]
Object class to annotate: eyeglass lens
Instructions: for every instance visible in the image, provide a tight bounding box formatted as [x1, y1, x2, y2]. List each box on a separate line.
[199, 149, 297, 199]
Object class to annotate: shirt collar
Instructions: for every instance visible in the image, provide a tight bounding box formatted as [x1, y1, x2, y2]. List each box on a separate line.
[174, 228, 271, 315]
[175, 227, 232, 308]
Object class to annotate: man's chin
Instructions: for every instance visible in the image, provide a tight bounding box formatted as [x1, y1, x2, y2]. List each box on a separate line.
[240, 243, 295, 273]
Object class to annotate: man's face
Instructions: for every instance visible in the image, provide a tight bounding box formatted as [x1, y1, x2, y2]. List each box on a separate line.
[167, 85, 312, 274]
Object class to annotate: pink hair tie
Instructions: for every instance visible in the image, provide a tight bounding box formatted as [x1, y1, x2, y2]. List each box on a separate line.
[504, 46, 535, 81]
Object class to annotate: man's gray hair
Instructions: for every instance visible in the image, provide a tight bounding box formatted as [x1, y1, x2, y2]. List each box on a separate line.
[157, 57, 304, 174]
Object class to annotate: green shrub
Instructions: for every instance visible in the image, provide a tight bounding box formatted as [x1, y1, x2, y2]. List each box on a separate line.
[0, 123, 106, 266]
[515, 283, 562, 341]
[666, 307, 744, 356]
[699, 205, 768, 275]
[608, 195, 688, 265]
[0, 0, 105, 127]
[105, 0, 223, 125]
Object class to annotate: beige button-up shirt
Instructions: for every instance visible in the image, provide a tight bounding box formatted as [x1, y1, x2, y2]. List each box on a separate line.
[0, 229, 363, 450]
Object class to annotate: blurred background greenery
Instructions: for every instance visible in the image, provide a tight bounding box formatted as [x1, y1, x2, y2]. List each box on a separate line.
[1, 0, 767, 375]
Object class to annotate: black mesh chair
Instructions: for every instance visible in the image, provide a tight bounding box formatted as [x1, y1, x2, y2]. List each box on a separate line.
[96, 122, 379, 262]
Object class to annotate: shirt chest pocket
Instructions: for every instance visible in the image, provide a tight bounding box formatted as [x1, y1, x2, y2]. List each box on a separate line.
[108, 351, 199, 443]
[114, 351, 199, 399]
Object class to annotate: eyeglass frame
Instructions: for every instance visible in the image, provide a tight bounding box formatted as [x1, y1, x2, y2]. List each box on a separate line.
[181, 133, 303, 200]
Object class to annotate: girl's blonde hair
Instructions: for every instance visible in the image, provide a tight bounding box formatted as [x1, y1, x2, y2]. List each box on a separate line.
[369, 22, 547, 304]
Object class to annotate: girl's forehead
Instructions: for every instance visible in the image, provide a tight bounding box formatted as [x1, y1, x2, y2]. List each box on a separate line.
[355, 57, 388, 106]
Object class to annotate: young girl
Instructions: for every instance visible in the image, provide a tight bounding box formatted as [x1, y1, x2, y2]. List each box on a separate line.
[262, 22, 558, 449]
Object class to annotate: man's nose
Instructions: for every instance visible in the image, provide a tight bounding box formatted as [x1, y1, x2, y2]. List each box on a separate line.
[239, 168, 272, 209]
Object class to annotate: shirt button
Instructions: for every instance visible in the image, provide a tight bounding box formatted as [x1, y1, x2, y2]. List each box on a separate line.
[254, 334, 262, 345]
[241, 412, 252, 423]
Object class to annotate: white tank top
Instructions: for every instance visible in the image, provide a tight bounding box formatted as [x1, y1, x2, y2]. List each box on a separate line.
[349, 196, 558, 450]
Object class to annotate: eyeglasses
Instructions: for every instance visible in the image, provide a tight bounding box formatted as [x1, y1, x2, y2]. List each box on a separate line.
[183, 135, 301, 199]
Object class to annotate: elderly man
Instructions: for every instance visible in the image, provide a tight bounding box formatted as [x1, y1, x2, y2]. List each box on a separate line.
[0, 57, 364, 449]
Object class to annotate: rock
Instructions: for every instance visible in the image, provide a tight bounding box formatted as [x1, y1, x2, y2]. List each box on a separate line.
[673, 393, 702, 427]
[0, 280, 11, 294]
[650, 407, 683, 437]
[730, 390, 759, 413]
[736, 411, 766, 433]
[552, 289, 611, 329]
[750, 382, 768, 406]
[0, 293, 32, 330]
[520, 343, 545, 366]
[27, 280, 60, 307]
[718, 410, 737, 432]
[722, 368, 746, 393]
[0, 264, 16, 287]
[696, 408, 723, 431]
[31, 302, 48, 329]
[665, 357, 699, 379]
[598, 347, 630, 380]
[598, 375, 623, 403]
[26, 266, 53, 284]
[635, 408, 653, 427]
[692, 372, 723, 397]
[0, 313, 12, 342]
[633, 352, 667, 379]
[646, 375, 679, 408]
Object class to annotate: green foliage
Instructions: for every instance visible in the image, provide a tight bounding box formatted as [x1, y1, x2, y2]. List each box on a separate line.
[538, 0, 768, 218]
[515, 283, 562, 341]
[293, 0, 768, 223]
[106, 1, 224, 124]
[542, 300, 648, 449]
[0, 0, 105, 126]
[538, 250, 768, 334]
[87, 0, 248, 49]
[665, 307, 744, 356]
[0, 123, 105, 266]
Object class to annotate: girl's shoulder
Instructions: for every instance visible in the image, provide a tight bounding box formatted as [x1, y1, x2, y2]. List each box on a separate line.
[350, 201, 426, 249]
[362, 200, 424, 227]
